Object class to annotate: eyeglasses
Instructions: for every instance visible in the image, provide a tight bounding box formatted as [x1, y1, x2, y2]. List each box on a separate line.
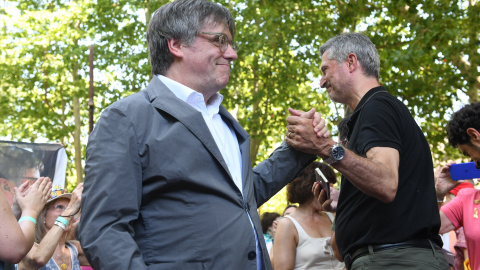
[51, 204, 67, 213]
[198, 32, 238, 53]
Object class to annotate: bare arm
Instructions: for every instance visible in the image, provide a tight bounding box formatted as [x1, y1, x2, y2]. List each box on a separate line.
[286, 113, 399, 203]
[17, 227, 66, 270]
[18, 183, 83, 270]
[0, 177, 51, 263]
[271, 218, 297, 270]
[334, 146, 399, 203]
[331, 232, 343, 262]
[438, 210, 455, 234]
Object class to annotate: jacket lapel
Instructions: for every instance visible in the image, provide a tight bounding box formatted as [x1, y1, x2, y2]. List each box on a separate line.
[144, 77, 233, 180]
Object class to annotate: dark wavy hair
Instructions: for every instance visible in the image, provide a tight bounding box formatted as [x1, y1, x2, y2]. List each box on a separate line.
[447, 102, 480, 147]
[260, 212, 280, 234]
[287, 162, 336, 205]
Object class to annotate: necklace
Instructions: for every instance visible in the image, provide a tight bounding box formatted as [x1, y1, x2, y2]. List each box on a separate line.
[53, 249, 69, 270]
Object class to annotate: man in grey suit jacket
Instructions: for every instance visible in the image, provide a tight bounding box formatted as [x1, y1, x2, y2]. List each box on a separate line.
[79, 0, 322, 269]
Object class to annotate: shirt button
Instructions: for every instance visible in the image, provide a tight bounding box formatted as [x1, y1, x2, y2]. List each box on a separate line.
[248, 251, 256, 260]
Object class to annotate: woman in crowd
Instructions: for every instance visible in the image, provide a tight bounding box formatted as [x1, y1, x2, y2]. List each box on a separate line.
[0, 178, 51, 270]
[16, 183, 87, 270]
[436, 163, 479, 270]
[282, 205, 297, 217]
[261, 212, 281, 255]
[271, 162, 344, 270]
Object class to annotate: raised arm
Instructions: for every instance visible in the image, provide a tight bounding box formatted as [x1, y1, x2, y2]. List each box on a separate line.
[0, 177, 51, 263]
[18, 183, 83, 270]
[286, 111, 399, 203]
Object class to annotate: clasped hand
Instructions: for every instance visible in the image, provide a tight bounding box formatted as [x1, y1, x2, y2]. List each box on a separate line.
[285, 108, 334, 158]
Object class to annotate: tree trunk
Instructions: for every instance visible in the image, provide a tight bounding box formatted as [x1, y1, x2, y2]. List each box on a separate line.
[73, 96, 83, 184]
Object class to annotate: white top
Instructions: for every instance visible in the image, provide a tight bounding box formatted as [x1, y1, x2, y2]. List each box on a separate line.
[285, 214, 345, 270]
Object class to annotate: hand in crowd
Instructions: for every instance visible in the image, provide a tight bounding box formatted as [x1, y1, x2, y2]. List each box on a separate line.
[434, 162, 461, 200]
[14, 177, 52, 218]
[270, 217, 281, 237]
[63, 182, 84, 217]
[329, 186, 340, 210]
[312, 182, 337, 212]
[286, 108, 334, 157]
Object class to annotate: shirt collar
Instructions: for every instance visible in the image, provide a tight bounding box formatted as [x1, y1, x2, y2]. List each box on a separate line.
[156, 74, 224, 114]
[352, 86, 386, 114]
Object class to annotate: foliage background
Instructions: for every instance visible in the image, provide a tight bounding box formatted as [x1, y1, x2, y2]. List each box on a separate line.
[1, 0, 479, 214]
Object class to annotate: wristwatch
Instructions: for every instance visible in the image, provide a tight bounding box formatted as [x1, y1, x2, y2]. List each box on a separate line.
[323, 144, 345, 165]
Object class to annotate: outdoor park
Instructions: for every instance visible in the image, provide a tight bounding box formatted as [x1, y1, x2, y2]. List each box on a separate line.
[1, 0, 478, 214]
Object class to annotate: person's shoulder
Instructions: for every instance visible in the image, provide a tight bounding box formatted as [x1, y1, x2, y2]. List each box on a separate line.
[279, 215, 296, 227]
[370, 90, 400, 105]
[101, 90, 150, 117]
[111, 90, 149, 108]
[457, 187, 479, 197]
[277, 216, 298, 238]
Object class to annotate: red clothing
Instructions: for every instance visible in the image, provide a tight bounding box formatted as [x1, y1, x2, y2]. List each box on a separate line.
[441, 188, 480, 270]
[449, 182, 474, 196]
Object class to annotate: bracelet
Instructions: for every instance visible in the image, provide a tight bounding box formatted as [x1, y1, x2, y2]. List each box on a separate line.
[18, 216, 37, 225]
[54, 221, 67, 230]
[59, 208, 80, 218]
[56, 216, 69, 227]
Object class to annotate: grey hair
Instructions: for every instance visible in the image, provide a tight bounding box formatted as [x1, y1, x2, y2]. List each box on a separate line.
[320, 33, 380, 81]
[147, 0, 236, 75]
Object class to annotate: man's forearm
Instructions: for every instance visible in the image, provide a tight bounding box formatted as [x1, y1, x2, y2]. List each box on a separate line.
[332, 148, 399, 203]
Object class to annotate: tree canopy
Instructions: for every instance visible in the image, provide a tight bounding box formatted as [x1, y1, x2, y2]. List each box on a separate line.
[1, 0, 478, 213]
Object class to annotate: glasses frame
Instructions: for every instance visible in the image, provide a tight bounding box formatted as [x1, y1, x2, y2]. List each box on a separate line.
[198, 32, 238, 53]
[50, 204, 67, 213]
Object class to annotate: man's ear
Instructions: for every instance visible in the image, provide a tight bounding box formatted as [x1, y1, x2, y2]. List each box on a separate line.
[466, 128, 480, 142]
[346, 53, 358, 72]
[167, 38, 184, 59]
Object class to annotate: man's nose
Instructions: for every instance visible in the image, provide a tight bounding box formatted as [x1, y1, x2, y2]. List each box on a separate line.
[320, 77, 327, 88]
[223, 44, 238, 61]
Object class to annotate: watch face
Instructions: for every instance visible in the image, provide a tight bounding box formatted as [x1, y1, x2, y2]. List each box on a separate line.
[332, 145, 345, 160]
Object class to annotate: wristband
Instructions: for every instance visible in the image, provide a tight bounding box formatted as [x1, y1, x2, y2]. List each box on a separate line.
[54, 221, 67, 230]
[18, 216, 37, 225]
[56, 216, 69, 227]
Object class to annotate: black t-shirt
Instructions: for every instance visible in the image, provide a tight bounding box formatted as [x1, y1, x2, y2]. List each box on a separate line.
[335, 86, 442, 258]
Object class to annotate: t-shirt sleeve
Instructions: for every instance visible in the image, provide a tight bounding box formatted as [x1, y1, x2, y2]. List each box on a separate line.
[441, 193, 465, 229]
[355, 98, 402, 154]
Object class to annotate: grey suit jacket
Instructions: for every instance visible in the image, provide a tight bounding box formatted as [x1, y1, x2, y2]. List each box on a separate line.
[79, 77, 316, 270]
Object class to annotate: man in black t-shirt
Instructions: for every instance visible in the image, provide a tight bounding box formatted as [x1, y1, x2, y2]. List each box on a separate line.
[285, 33, 449, 270]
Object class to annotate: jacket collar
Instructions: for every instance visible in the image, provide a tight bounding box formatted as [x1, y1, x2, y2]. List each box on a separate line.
[144, 76, 250, 191]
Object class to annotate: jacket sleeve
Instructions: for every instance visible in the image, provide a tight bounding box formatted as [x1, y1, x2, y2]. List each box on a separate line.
[79, 105, 147, 270]
[253, 141, 317, 205]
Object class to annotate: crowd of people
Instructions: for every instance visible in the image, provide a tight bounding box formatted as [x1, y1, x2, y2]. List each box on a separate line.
[1, 0, 479, 270]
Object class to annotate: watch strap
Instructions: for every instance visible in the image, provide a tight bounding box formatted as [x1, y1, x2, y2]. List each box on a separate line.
[323, 156, 337, 165]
